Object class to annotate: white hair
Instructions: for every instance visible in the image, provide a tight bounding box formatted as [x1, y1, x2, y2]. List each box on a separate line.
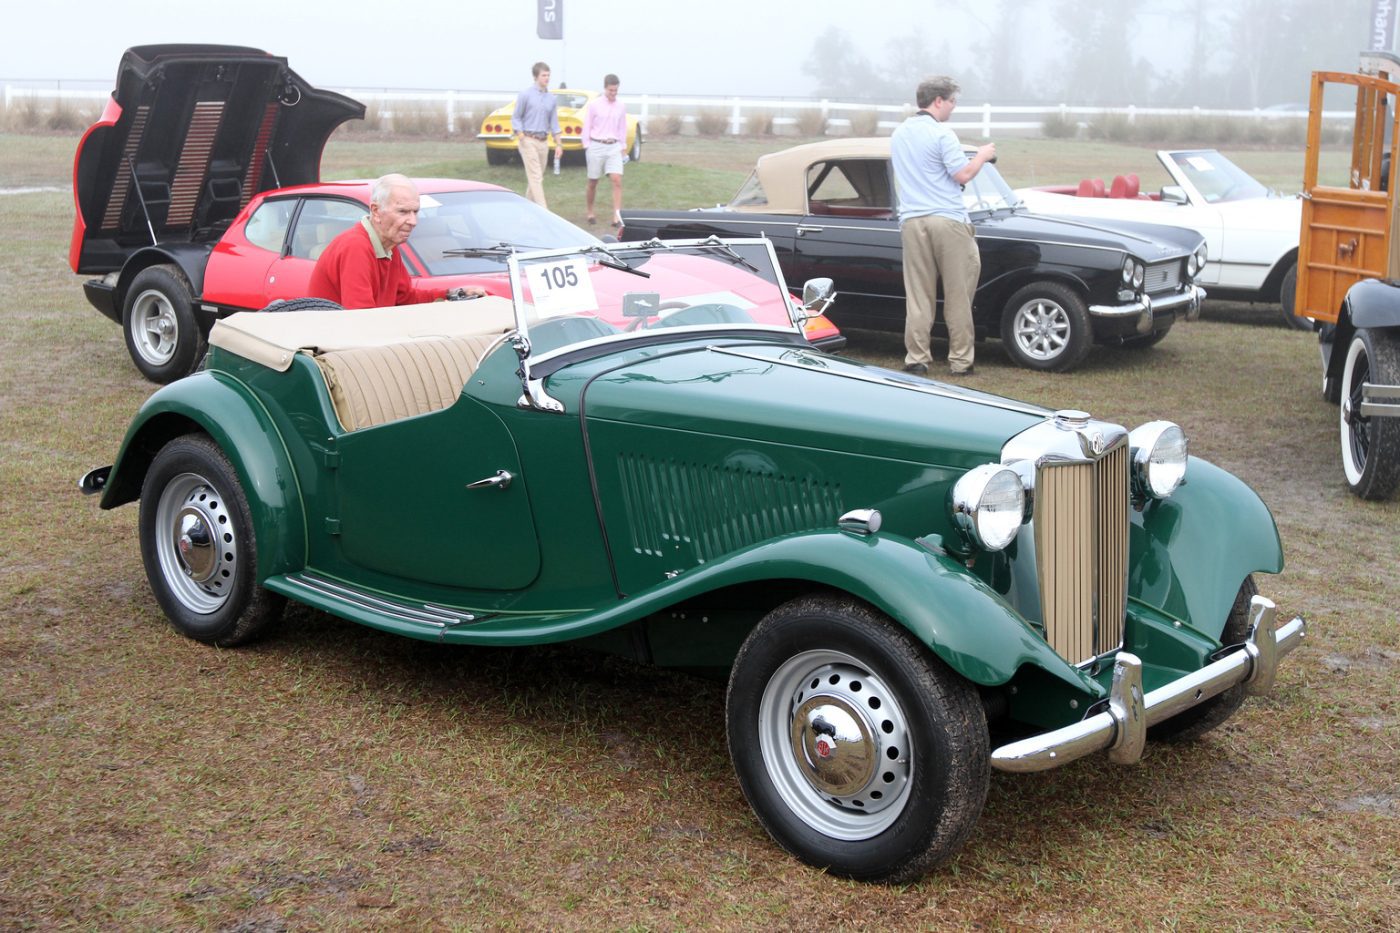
[371, 173, 415, 208]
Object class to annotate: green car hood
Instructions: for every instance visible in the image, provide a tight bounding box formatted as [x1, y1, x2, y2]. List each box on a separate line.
[577, 343, 1047, 467]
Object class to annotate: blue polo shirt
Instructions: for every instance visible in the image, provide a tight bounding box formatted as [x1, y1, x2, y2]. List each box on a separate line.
[514, 85, 561, 136]
[890, 113, 970, 223]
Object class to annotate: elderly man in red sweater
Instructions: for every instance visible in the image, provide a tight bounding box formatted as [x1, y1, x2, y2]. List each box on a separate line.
[308, 174, 483, 308]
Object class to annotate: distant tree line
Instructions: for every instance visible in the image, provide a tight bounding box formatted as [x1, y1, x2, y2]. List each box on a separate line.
[804, 0, 1371, 108]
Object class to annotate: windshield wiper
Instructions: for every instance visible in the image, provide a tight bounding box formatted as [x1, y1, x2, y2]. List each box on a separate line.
[685, 235, 762, 275]
[442, 242, 549, 260]
[581, 245, 650, 277]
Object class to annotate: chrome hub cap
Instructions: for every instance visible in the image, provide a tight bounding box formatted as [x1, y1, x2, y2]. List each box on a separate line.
[154, 473, 237, 614]
[759, 650, 913, 840]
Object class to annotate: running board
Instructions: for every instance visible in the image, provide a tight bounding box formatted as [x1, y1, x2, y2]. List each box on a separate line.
[267, 571, 485, 639]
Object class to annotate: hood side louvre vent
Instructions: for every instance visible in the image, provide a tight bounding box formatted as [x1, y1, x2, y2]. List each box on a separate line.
[166, 100, 225, 228]
[616, 453, 843, 565]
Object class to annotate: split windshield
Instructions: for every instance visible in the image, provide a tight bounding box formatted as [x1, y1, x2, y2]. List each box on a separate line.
[506, 239, 801, 358]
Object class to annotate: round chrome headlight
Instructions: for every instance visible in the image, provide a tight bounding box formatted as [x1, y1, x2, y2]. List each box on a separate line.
[952, 464, 1026, 551]
[1129, 421, 1188, 499]
[1193, 243, 1208, 277]
[1131, 262, 1145, 289]
[1121, 255, 1135, 285]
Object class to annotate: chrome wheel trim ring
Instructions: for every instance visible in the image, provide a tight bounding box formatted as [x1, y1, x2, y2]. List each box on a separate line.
[1012, 297, 1071, 361]
[154, 472, 237, 614]
[758, 649, 913, 840]
[130, 288, 178, 366]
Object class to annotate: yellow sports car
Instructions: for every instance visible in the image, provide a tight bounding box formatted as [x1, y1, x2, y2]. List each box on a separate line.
[478, 89, 642, 166]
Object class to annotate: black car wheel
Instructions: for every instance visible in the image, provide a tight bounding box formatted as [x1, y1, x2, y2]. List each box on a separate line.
[139, 434, 285, 646]
[1149, 577, 1258, 743]
[1278, 262, 1312, 331]
[122, 264, 204, 384]
[726, 594, 988, 883]
[1340, 328, 1400, 500]
[1000, 281, 1093, 372]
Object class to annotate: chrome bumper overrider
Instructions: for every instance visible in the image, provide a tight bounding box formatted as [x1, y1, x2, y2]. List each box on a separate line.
[990, 596, 1305, 773]
[1090, 285, 1206, 323]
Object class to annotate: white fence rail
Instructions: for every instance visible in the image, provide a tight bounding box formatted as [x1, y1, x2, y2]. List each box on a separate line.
[1, 83, 1346, 137]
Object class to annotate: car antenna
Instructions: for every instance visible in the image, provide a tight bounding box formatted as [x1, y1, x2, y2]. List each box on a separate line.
[124, 155, 158, 246]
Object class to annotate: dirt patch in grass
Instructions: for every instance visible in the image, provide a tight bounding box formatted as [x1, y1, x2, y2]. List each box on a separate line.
[1, 132, 1396, 929]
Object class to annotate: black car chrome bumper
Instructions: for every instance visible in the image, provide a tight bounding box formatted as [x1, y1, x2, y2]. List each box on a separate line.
[990, 595, 1305, 773]
[1091, 285, 1206, 328]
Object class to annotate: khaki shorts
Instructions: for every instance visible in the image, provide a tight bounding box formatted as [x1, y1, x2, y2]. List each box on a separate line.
[586, 141, 624, 179]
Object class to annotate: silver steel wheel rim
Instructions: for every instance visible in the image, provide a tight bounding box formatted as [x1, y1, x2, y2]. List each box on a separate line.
[1012, 297, 1071, 361]
[154, 472, 238, 614]
[758, 649, 913, 841]
[131, 288, 178, 366]
[1341, 337, 1370, 484]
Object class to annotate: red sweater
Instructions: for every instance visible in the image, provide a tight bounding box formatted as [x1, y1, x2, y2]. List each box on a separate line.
[307, 221, 445, 309]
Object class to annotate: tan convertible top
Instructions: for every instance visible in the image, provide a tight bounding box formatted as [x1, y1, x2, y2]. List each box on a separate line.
[739, 137, 892, 215]
[208, 297, 516, 371]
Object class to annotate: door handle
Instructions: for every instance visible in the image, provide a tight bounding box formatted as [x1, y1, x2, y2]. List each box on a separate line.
[795, 225, 825, 236]
[466, 470, 513, 490]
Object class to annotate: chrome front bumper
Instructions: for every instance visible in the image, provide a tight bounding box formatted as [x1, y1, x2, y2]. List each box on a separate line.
[1090, 285, 1206, 329]
[990, 595, 1305, 773]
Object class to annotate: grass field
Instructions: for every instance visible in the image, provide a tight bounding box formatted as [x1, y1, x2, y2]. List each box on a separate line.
[1, 130, 1397, 930]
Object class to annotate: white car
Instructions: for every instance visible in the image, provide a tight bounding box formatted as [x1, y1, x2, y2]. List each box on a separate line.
[1016, 149, 1307, 328]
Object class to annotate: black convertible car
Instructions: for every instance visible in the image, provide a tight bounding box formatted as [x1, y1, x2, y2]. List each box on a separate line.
[620, 138, 1209, 372]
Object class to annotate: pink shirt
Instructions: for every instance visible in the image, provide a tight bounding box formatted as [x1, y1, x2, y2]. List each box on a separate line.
[582, 95, 627, 146]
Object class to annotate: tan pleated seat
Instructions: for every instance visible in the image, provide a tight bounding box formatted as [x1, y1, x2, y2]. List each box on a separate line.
[315, 334, 500, 431]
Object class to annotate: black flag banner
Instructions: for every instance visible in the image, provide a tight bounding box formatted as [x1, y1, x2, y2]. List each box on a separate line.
[538, 0, 563, 39]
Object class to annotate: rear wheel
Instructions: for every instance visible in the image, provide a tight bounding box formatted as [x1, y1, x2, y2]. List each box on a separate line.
[726, 594, 988, 883]
[139, 434, 285, 646]
[485, 146, 511, 166]
[1278, 262, 1313, 330]
[1340, 328, 1400, 500]
[122, 264, 203, 384]
[1000, 281, 1093, 371]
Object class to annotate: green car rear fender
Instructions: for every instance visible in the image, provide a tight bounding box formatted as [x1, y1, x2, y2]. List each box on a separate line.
[99, 371, 307, 581]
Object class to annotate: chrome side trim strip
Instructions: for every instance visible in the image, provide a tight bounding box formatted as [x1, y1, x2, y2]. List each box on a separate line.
[989, 597, 1305, 773]
[283, 572, 476, 627]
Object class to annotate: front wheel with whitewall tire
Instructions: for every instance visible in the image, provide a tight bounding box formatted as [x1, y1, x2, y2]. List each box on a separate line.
[1340, 327, 1400, 499]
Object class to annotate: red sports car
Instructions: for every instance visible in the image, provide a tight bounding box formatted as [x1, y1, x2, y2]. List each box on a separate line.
[70, 45, 840, 384]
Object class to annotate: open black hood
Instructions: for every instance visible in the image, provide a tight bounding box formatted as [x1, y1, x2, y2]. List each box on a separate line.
[70, 44, 365, 274]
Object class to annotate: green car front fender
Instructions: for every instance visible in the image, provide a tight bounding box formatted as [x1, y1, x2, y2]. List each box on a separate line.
[461, 529, 1087, 691]
[1130, 457, 1284, 641]
[99, 371, 307, 582]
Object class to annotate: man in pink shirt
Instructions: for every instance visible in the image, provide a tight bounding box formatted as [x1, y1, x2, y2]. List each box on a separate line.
[581, 75, 628, 228]
[308, 174, 482, 309]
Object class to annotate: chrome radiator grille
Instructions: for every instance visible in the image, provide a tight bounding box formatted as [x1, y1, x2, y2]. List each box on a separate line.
[1144, 261, 1182, 294]
[1033, 443, 1130, 665]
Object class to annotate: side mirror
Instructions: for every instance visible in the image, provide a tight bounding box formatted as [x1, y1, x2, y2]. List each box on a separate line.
[1160, 185, 1189, 205]
[801, 277, 836, 318]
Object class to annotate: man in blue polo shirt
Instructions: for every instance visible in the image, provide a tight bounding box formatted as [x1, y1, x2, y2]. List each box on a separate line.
[890, 75, 995, 376]
[513, 62, 565, 209]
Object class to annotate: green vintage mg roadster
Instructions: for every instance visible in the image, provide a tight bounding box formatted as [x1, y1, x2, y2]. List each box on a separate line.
[82, 237, 1304, 882]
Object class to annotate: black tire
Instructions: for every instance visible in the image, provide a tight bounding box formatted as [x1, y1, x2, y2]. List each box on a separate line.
[999, 281, 1093, 372]
[1149, 577, 1258, 743]
[138, 434, 285, 647]
[122, 264, 204, 384]
[628, 130, 643, 163]
[1278, 262, 1313, 330]
[1117, 320, 1174, 350]
[1340, 328, 1400, 500]
[726, 594, 989, 883]
[485, 146, 511, 166]
[260, 297, 344, 313]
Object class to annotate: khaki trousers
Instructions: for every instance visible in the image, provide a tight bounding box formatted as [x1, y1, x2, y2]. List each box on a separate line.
[517, 134, 549, 207]
[900, 214, 980, 372]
